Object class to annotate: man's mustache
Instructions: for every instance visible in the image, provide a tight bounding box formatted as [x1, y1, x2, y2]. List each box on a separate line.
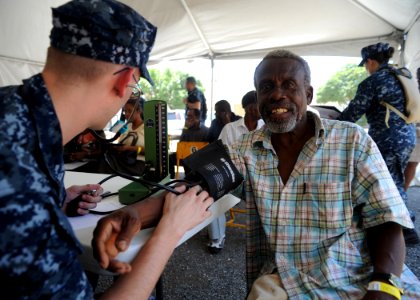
[262, 102, 297, 116]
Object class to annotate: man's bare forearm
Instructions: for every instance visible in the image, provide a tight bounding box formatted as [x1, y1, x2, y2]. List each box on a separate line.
[132, 190, 167, 228]
[367, 221, 405, 276]
[100, 218, 181, 300]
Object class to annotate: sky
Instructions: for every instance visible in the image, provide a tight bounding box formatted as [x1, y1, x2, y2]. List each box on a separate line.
[151, 55, 361, 117]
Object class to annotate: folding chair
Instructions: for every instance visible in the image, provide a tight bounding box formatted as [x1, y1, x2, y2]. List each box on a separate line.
[226, 207, 247, 228]
[175, 141, 209, 179]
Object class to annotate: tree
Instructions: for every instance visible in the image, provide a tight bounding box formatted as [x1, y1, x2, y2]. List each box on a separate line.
[139, 68, 205, 110]
[316, 64, 368, 105]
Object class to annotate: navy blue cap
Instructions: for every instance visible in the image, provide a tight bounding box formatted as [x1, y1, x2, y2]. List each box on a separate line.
[50, 0, 157, 85]
[358, 42, 390, 67]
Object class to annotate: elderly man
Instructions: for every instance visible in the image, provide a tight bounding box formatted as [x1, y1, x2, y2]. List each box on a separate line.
[0, 1, 212, 299]
[227, 50, 420, 299]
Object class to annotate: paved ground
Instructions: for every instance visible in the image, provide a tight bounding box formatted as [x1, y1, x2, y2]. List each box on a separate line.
[96, 187, 420, 299]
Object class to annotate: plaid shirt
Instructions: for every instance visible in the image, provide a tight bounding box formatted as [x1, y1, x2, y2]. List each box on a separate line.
[228, 112, 420, 299]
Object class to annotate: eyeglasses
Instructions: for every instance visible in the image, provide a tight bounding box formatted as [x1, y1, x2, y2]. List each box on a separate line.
[113, 67, 142, 97]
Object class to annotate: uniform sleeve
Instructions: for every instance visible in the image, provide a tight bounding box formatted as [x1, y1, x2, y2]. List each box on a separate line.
[339, 79, 375, 123]
[0, 127, 91, 298]
[350, 129, 413, 229]
[187, 91, 199, 103]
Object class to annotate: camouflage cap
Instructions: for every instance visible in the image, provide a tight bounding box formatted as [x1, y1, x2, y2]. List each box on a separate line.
[358, 42, 390, 67]
[50, 0, 157, 85]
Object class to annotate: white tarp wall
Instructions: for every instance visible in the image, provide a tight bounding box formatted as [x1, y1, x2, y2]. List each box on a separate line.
[0, 0, 419, 86]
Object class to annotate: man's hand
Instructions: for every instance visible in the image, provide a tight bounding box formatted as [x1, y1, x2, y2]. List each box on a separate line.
[91, 185, 213, 275]
[92, 207, 142, 274]
[112, 144, 132, 152]
[63, 184, 103, 215]
[69, 151, 88, 161]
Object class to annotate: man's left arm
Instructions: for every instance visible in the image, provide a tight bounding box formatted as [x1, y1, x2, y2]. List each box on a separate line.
[352, 129, 412, 299]
[364, 222, 405, 300]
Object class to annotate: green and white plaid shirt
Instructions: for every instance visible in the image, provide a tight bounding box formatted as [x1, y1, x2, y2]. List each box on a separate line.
[229, 112, 420, 299]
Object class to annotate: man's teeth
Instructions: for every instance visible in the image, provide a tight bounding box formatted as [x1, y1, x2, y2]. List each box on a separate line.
[272, 108, 288, 114]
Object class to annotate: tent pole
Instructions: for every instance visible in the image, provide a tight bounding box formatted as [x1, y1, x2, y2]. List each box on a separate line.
[210, 56, 215, 123]
[399, 33, 406, 67]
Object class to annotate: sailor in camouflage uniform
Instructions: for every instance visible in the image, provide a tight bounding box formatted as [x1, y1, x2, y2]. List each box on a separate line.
[0, 0, 157, 298]
[339, 42, 419, 244]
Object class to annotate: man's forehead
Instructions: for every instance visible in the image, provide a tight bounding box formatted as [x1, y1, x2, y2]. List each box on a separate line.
[256, 58, 304, 79]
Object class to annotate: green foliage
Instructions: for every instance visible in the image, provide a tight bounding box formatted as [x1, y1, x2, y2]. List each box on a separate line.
[316, 64, 368, 105]
[139, 68, 205, 110]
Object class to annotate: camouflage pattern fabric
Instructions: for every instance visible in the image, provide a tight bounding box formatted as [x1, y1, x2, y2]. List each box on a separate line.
[0, 74, 92, 299]
[339, 64, 416, 203]
[358, 42, 391, 66]
[50, 0, 157, 85]
[187, 87, 208, 123]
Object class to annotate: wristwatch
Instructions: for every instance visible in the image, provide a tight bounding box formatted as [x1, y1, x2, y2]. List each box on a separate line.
[369, 273, 404, 298]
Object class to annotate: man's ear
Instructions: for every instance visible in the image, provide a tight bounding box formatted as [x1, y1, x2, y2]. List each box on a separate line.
[306, 86, 313, 105]
[113, 68, 134, 98]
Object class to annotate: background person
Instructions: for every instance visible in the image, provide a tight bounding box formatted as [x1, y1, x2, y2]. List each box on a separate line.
[116, 95, 146, 158]
[184, 76, 207, 125]
[404, 67, 420, 191]
[0, 1, 212, 299]
[169, 108, 209, 178]
[64, 128, 105, 163]
[338, 43, 418, 245]
[219, 90, 264, 145]
[207, 100, 241, 143]
[208, 91, 264, 254]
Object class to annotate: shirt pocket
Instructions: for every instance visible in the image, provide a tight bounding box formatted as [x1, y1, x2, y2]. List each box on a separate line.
[298, 182, 352, 232]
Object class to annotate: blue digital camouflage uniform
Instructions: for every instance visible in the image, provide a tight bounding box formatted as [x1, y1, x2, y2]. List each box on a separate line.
[339, 64, 416, 204]
[0, 74, 92, 299]
[0, 0, 157, 298]
[187, 88, 208, 124]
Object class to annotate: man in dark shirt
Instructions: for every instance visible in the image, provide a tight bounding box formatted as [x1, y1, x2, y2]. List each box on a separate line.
[207, 100, 241, 143]
[181, 108, 210, 141]
[185, 76, 208, 125]
[169, 109, 209, 178]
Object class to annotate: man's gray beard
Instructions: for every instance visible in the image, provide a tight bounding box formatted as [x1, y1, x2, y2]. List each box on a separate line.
[265, 118, 297, 133]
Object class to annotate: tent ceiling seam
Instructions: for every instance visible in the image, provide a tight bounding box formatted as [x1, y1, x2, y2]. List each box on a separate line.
[210, 33, 399, 59]
[406, 9, 420, 33]
[0, 55, 45, 67]
[348, 0, 399, 31]
[178, 0, 214, 58]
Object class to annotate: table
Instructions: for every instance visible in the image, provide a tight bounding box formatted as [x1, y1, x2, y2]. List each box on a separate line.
[64, 171, 240, 275]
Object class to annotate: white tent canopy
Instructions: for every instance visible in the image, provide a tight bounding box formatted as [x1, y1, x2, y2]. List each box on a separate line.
[1, 0, 420, 86]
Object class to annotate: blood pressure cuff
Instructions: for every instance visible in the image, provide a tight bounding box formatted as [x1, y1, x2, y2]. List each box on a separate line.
[183, 140, 243, 200]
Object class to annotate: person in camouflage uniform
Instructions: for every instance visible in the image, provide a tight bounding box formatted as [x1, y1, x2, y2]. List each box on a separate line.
[0, 1, 213, 299]
[339, 42, 419, 245]
[184, 76, 208, 125]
